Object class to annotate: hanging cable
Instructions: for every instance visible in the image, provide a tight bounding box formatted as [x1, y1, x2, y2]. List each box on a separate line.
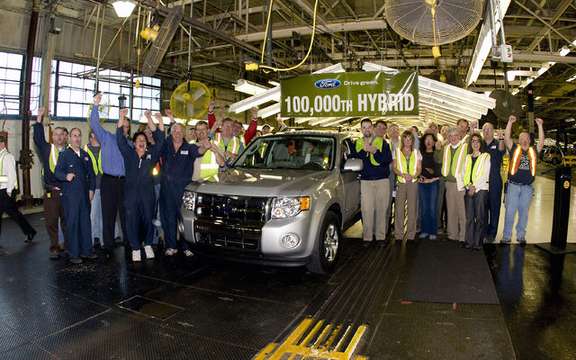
[246, 0, 319, 72]
[260, 0, 274, 64]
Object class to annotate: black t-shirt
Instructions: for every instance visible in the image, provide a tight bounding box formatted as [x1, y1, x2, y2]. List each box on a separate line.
[508, 144, 535, 185]
[421, 151, 440, 179]
[468, 156, 478, 185]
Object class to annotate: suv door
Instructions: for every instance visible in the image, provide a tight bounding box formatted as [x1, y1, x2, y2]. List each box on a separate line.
[340, 139, 361, 223]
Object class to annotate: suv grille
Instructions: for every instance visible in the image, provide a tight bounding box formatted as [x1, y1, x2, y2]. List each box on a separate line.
[193, 194, 269, 251]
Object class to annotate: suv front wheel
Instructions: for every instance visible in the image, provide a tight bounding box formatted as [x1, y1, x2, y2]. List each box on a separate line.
[307, 211, 341, 274]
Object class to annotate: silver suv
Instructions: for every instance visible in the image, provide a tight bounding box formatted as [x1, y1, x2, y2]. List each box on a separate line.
[180, 131, 363, 274]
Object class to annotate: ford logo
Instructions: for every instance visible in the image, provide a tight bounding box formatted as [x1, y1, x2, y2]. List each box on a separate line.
[314, 79, 341, 89]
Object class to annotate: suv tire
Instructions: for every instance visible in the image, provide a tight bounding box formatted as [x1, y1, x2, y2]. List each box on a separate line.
[307, 211, 341, 274]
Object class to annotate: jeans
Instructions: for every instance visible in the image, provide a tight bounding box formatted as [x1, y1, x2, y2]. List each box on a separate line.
[503, 182, 533, 241]
[486, 179, 503, 238]
[90, 189, 103, 245]
[419, 181, 438, 236]
[465, 190, 488, 248]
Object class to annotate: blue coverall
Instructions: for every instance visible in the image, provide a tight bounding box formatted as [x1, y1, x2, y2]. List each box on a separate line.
[159, 136, 201, 250]
[117, 129, 164, 250]
[54, 147, 95, 258]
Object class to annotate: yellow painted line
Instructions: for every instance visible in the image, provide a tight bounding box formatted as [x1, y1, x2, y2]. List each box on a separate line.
[311, 323, 333, 349]
[333, 324, 352, 352]
[344, 325, 368, 357]
[319, 324, 341, 351]
[299, 319, 325, 347]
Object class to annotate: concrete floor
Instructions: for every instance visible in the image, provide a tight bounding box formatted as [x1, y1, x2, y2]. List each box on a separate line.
[0, 175, 574, 359]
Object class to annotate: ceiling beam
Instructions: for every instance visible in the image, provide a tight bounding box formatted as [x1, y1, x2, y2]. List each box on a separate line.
[234, 18, 387, 42]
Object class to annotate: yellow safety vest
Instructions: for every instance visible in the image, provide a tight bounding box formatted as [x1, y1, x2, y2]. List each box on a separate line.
[83, 145, 103, 176]
[510, 146, 537, 177]
[441, 143, 468, 177]
[48, 144, 61, 173]
[395, 147, 418, 183]
[355, 137, 384, 166]
[463, 153, 490, 187]
[200, 149, 219, 180]
[215, 134, 241, 156]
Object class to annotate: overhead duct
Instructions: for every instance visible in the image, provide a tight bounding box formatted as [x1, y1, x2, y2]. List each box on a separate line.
[141, 8, 182, 76]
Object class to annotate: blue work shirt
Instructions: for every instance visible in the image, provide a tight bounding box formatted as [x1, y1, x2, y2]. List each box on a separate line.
[54, 147, 96, 201]
[89, 106, 125, 176]
[485, 139, 504, 185]
[159, 136, 201, 189]
[349, 138, 393, 180]
[117, 128, 164, 203]
[32, 122, 63, 190]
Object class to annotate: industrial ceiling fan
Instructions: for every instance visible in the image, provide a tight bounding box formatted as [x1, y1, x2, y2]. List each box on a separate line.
[385, 0, 484, 55]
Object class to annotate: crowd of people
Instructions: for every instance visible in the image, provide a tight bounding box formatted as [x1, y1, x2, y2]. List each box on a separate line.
[0, 91, 545, 261]
[351, 115, 545, 249]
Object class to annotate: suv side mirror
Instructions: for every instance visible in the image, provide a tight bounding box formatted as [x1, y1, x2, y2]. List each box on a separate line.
[343, 158, 363, 172]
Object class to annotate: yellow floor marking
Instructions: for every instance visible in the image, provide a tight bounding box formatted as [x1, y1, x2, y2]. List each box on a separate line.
[254, 318, 368, 360]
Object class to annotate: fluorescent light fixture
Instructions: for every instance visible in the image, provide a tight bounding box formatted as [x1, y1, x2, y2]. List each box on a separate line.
[466, 0, 512, 85]
[559, 46, 571, 57]
[112, 1, 136, 18]
[565, 118, 575, 123]
[567, 73, 576, 82]
[268, 81, 280, 86]
[234, 79, 271, 96]
[506, 72, 515, 82]
[257, 103, 281, 118]
[535, 96, 541, 100]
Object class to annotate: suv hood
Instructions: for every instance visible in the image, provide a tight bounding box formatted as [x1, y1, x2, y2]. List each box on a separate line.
[187, 168, 332, 197]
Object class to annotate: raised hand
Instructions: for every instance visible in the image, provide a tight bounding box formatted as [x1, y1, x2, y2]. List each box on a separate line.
[119, 108, 129, 118]
[250, 106, 258, 119]
[535, 118, 544, 126]
[37, 107, 45, 123]
[93, 93, 102, 105]
[208, 101, 216, 113]
[508, 115, 517, 124]
[144, 109, 152, 119]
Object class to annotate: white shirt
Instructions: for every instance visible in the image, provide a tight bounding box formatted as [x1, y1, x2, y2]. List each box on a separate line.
[0, 148, 17, 194]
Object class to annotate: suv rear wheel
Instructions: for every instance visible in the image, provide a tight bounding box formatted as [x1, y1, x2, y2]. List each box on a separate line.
[307, 211, 341, 274]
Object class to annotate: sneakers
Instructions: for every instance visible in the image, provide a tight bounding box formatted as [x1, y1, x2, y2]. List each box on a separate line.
[144, 245, 155, 259]
[518, 238, 527, 245]
[24, 231, 36, 244]
[132, 250, 141, 262]
[165, 248, 178, 256]
[81, 253, 98, 260]
[69, 257, 83, 264]
[419, 233, 429, 239]
[184, 249, 194, 257]
[429, 235, 437, 240]
[500, 238, 511, 244]
[49, 250, 60, 260]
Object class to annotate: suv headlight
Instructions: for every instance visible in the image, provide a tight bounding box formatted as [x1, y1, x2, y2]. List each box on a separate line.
[182, 191, 196, 211]
[271, 196, 310, 219]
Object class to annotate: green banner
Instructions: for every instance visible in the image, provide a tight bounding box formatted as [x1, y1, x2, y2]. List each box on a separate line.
[280, 71, 419, 117]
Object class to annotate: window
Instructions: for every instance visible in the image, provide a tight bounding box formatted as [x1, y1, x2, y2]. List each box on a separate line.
[56, 60, 95, 119]
[0, 50, 162, 120]
[0, 52, 23, 115]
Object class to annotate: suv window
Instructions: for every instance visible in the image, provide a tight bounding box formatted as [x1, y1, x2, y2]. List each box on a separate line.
[234, 135, 335, 171]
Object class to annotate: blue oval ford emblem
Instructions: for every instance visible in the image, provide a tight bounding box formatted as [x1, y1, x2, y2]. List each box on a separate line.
[314, 79, 341, 89]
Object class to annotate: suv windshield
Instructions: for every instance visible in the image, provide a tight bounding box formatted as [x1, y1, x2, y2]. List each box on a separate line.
[234, 135, 335, 170]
